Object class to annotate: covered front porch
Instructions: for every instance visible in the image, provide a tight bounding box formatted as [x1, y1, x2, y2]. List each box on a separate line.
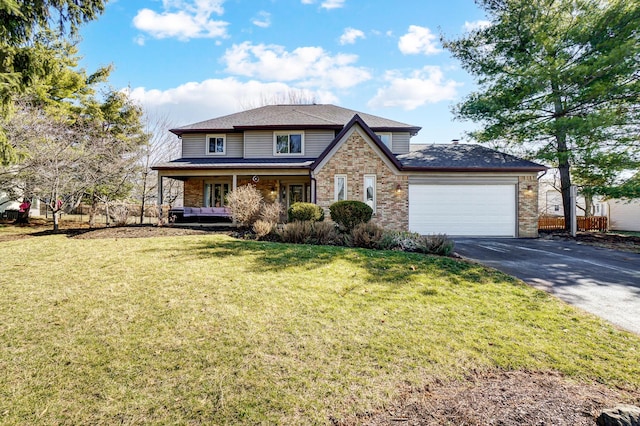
[157, 168, 313, 221]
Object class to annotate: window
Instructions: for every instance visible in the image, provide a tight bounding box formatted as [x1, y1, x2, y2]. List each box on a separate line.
[375, 132, 392, 149]
[204, 183, 230, 207]
[364, 174, 376, 212]
[206, 134, 225, 155]
[335, 175, 347, 201]
[274, 132, 304, 155]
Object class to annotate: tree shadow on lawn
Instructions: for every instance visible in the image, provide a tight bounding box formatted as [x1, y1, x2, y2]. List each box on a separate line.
[185, 238, 517, 288]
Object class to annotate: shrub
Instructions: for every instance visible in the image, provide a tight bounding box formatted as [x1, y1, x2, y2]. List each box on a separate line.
[252, 219, 275, 239]
[419, 234, 455, 256]
[261, 201, 283, 224]
[277, 220, 314, 244]
[379, 230, 455, 256]
[108, 203, 130, 226]
[226, 185, 263, 227]
[288, 202, 324, 222]
[329, 200, 373, 231]
[311, 221, 341, 245]
[350, 222, 384, 249]
[379, 230, 421, 251]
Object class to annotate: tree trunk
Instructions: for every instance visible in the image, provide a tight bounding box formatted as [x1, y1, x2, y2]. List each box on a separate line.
[140, 170, 148, 224]
[551, 79, 573, 231]
[53, 210, 60, 231]
[584, 195, 593, 218]
[88, 193, 98, 228]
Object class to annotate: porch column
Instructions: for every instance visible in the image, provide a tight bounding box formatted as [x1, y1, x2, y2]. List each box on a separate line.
[310, 171, 316, 204]
[157, 173, 164, 221]
[231, 174, 237, 226]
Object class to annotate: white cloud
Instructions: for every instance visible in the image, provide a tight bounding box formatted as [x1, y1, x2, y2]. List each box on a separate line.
[398, 25, 440, 55]
[133, 0, 228, 41]
[301, 0, 346, 9]
[222, 42, 371, 89]
[463, 20, 492, 32]
[339, 28, 365, 45]
[252, 11, 271, 28]
[367, 66, 460, 110]
[321, 0, 345, 9]
[129, 78, 339, 126]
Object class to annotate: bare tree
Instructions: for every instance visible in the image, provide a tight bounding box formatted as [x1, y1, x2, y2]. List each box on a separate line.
[239, 89, 318, 110]
[2, 102, 142, 230]
[136, 111, 182, 224]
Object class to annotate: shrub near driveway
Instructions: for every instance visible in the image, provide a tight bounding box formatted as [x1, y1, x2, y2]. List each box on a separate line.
[0, 231, 639, 424]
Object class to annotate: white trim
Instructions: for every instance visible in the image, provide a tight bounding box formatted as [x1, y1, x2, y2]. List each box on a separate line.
[273, 131, 305, 156]
[364, 174, 376, 213]
[375, 132, 392, 150]
[335, 174, 347, 201]
[205, 134, 226, 156]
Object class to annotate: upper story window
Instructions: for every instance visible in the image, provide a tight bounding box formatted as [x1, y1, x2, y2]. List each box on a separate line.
[375, 132, 392, 150]
[274, 131, 304, 155]
[206, 134, 226, 155]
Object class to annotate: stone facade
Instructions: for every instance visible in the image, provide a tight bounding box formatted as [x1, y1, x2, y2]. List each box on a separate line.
[314, 130, 408, 230]
[518, 175, 539, 238]
[184, 179, 203, 207]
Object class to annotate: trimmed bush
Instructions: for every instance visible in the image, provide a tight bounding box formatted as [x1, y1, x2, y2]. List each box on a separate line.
[350, 222, 384, 249]
[287, 202, 324, 222]
[329, 200, 372, 231]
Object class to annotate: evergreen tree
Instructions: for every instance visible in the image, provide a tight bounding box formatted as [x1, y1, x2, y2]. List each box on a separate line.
[443, 0, 640, 227]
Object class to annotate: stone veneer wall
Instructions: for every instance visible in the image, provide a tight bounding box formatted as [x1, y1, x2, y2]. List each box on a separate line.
[314, 131, 408, 230]
[184, 179, 203, 207]
[518, 175, 539, 238]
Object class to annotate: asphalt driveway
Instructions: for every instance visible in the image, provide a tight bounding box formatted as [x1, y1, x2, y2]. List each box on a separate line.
[454, 238, 640, 335]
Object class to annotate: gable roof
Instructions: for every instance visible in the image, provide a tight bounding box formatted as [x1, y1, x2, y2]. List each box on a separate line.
[170, 104, 421, 136]
[398, 144, 547, 172]
[311, 114, 403, 172]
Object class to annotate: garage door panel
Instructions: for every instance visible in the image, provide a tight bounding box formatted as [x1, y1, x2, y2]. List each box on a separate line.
[409, 184, 516, 237]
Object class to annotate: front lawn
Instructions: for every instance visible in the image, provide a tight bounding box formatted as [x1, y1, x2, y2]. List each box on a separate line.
[1, 228, 638, 424]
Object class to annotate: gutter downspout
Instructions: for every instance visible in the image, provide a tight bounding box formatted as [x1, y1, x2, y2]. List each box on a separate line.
[310, 171, 316, 204]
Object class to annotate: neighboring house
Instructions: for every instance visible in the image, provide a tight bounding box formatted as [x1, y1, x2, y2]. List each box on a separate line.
[608, 199, 640, 232]
[152, 104, 545, 237]
[0, 192, 40, 218]
[538, 178, 608, 217]
[537, 176, 639, 231]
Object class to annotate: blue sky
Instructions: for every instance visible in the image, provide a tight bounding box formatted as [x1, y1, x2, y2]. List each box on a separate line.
[78, 0, 490, 144]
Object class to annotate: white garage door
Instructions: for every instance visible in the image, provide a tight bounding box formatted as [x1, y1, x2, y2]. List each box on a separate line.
[409, 184, 517, 237]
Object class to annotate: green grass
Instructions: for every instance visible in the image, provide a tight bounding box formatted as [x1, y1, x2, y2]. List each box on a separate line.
[1, 229, 639, 424]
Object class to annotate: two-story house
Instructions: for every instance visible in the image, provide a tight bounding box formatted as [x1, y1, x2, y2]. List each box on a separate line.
[152, 104, 545, 237]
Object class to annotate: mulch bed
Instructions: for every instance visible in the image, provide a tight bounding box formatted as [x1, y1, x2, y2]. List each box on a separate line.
[338, 370, 639, 425]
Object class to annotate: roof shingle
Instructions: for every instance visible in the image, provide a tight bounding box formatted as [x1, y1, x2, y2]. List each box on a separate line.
[398, 144, 546, 171]
[171, 104, 421, 135]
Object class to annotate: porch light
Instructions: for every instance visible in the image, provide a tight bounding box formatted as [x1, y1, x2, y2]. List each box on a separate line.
[395, 183, 403, 193]
[526, 185, 533, 194]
